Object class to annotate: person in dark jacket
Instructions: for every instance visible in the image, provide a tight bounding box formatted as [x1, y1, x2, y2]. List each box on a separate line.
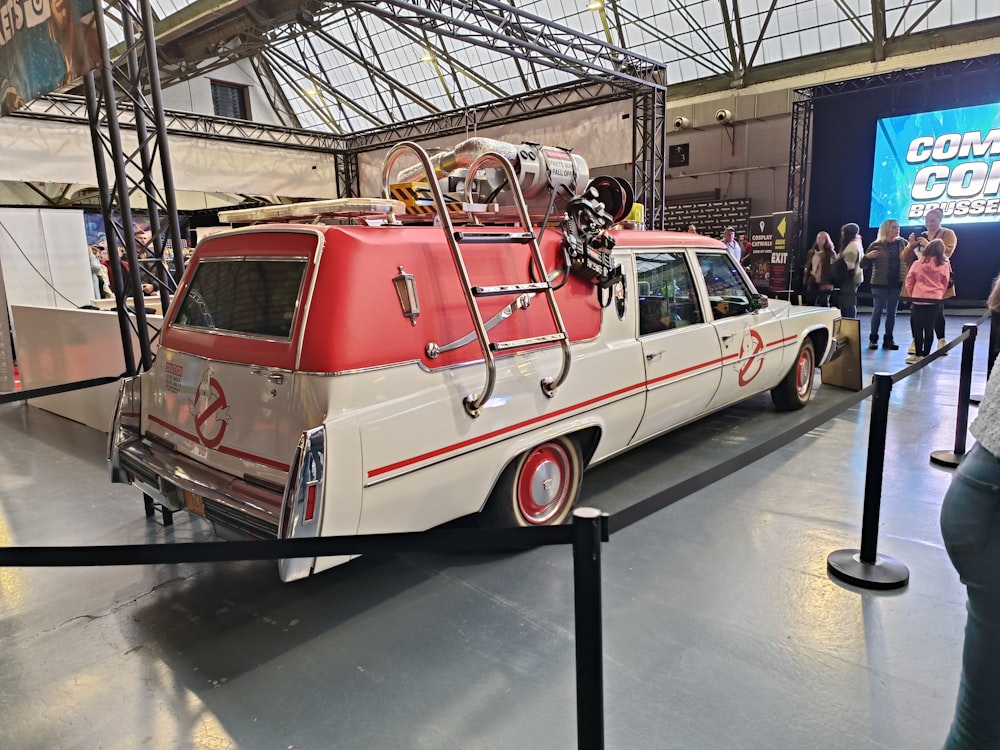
[860, 218, 907, 350]
[804, 231, 836, 307]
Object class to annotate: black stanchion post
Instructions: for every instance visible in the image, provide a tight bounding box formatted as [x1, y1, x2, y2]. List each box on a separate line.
[990, 310, 1000, 376]
[573, 507, 607, 750]
[972, 312, 997, 405]
[828, 372, 909, 589]
[931, 323, 977, 468]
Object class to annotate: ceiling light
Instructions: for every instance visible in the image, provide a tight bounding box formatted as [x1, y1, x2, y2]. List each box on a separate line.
[420, 52, 434, 63]
[587, 0, 603, 10]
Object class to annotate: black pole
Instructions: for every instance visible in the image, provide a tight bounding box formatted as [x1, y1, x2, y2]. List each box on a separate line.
[990, 310, 1000, 380]
[931, 324, 977, 468]
[90, 0, 153, 372]
[860, 372, 892, 564]
[120, 8, 171, 316]
[572, 507, 607, 750]
[138, 0, 187, 286]
[83, 73, 137, 377]
[827, 372, 909, 589]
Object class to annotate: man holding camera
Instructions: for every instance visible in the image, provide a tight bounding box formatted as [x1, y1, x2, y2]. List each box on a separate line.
[906, 208, 958, 353]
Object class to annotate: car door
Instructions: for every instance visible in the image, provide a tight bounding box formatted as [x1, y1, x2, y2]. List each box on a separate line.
[696, 251, 790, 410]
[631, 250, 723, 444]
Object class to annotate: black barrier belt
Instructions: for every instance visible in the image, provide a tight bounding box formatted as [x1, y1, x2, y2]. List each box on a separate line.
[889, 311, 988, 383]
[608, 308, 991, 534]
[0, 523, 572, 567]
[0, 311, 992, 568]
[0, 375, 123, 406]
[853, 292, 983, 307]
[605, 384, 876, 534]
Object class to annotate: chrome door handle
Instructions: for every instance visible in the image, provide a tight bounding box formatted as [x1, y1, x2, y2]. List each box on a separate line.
[645, 351, 662, 362]
[721, 334, 737, 342]
[267, 372, 284, 385]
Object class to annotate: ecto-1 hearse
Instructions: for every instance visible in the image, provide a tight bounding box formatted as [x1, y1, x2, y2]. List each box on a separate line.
[108, 139, 840, 581]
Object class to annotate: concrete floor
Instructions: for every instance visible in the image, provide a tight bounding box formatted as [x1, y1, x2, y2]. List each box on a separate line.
[0, 313, 992, 750]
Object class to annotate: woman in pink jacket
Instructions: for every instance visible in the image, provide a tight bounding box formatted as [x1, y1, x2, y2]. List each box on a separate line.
[904, 238, 951, 364]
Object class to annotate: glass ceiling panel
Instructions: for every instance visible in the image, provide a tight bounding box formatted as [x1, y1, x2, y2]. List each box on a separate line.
[90, 0, 997, 134]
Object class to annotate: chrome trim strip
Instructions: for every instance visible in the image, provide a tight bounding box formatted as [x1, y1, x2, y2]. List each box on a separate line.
[168, 324, 296, 343]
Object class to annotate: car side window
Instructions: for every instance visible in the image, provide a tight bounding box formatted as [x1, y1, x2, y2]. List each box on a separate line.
[636, 252, 704, 336]
[697, 252, 754, 320]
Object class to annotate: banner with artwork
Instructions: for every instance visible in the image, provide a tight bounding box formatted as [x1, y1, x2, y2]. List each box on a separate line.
[0, 0, 100, 116]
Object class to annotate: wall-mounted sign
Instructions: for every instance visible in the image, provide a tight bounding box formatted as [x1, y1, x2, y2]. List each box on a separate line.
[668, 143, 690, 168]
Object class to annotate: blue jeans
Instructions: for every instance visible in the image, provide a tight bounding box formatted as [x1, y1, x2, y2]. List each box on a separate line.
[941, 443, 1000, 749]
[870, 285, 901, 340]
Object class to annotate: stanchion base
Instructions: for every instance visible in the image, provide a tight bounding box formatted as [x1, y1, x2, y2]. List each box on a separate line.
[827, 549, 909, 590]
[971, 394, 982, 405]
[930, 450, 965, 468]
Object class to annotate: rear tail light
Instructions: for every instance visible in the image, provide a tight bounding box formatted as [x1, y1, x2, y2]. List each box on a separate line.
[304, 483, 318, 522]
[108, 377, 141, 480]
[278, 425, 326, 582]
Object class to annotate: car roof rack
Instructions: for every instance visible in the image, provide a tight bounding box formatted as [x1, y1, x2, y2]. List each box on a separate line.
[219, 198, 407, 225]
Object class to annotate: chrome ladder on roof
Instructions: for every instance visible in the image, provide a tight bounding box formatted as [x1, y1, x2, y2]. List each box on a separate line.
[381, 141, 572, 418]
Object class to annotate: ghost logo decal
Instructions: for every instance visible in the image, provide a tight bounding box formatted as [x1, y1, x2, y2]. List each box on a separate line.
[737, 329, 765, 387]
[190, 370, 232, 449]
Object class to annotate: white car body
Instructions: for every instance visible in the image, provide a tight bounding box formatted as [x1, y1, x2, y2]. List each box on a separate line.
[109, 214, 839, 581]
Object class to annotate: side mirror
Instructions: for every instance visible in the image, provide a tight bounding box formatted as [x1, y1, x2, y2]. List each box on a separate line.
[750, 293, 768, 312]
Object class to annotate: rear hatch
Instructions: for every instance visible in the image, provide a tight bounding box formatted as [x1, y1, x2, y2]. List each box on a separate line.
[147, 227, 325, 491]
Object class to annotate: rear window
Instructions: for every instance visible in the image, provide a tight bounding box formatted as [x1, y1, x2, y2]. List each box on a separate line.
[173, 258, 308, 339]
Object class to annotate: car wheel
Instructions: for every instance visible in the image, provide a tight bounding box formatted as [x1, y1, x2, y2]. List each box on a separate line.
[485, 436, 582, 527]
[771, 338, 816, 411]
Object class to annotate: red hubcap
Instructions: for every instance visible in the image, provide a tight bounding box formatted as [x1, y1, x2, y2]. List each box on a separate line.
[516, 443, 571, 525]
[796, 347, 814, 397]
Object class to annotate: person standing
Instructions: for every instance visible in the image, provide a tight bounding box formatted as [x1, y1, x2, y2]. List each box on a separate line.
[836, 223, 864, 318]
[806, 231, 836, 307]
[722, 226, 742, 264]
[909, 208, 958, 352]
[861, 218, 907, 350]
[903, 239, 950, 364]
[803, 231, 834, 306]
[940, 273, 1000, 750]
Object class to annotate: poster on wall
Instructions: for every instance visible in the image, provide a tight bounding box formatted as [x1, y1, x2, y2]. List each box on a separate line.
[0, 0, 101, 116]
[769, 211, 796, 295]
[746, 215, 773, 291]
[870, 101, 1000, 226]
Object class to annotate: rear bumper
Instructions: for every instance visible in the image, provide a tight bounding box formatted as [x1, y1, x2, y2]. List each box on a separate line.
[114, 431, 284, 540]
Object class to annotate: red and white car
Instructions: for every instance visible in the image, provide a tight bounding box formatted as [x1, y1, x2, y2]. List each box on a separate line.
[109, 192, 838, 581]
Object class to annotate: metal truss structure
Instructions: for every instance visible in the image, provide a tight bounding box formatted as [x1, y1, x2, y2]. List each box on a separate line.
[86, 0, 190, 373]
[632, 88, 668, 230]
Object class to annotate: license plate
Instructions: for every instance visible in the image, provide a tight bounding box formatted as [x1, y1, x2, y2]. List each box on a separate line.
[183, 490, 206, 516]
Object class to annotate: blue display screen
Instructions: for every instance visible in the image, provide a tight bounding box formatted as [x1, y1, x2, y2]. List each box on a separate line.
[870, 102, 1000, 226]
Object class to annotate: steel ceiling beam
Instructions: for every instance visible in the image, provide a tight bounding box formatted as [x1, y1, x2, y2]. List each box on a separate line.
[615, 6, 730, 78]
[337, 0, 667, 91]
[13, 93, 345, 152]
[347, 78, 635, 152]
[304, 23, 440, 116]
[871, 0, 887, 61]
